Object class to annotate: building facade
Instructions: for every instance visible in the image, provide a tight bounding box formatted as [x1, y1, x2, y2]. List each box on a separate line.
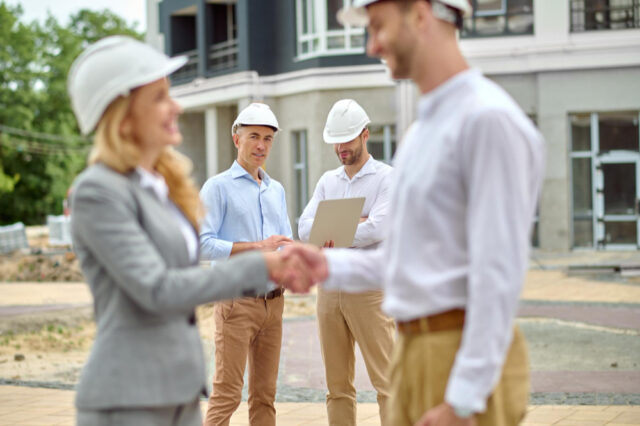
[146, 0, 640, 250]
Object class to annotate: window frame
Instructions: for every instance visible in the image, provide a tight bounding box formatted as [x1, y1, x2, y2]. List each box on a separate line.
[366, 124, 396, 165]
[570, 0, 640, 32]
[461, 0, 535, 38]
[292, 130, 309, 229]
[295, 0, 366, 60]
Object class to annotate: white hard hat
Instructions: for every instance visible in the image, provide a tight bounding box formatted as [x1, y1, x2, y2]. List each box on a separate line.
[323, 99, 370, 144]
[231, 103, 280, 136]
[67, 35, 187, 135]
[338, 0, 472, 27]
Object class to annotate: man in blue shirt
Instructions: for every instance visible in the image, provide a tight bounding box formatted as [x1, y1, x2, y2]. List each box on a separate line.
[201, 103, 293, 426]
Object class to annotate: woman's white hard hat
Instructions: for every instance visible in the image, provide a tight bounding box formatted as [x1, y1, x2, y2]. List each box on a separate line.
[231, 103, 280, 136]
[323, 99, 370, 144]
[67, 35, 187, 135]
[338, 0, 472, 27]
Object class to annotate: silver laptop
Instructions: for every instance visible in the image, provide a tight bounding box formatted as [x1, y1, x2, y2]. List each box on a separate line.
[308, 197, 365, 248]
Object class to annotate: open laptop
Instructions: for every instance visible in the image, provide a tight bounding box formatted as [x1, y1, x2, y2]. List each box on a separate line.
[308, 197, 365, 248]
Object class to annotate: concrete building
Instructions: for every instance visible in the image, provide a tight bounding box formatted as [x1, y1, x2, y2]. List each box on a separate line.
[146, 0, 640, 250]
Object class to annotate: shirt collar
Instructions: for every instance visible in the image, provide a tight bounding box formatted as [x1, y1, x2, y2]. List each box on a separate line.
[230, 160, 271, 186]
[338, 155, 377, 181]
[136, 166, 169, 202]
[418, 68, 481, 120]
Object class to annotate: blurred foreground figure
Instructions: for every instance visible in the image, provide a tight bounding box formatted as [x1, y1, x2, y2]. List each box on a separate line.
[286, 1, 545, 425]
[67, 36, 312, 426]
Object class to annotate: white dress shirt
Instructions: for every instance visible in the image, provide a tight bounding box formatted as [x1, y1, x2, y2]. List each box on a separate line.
[298, 155, 393, 249]
[136, 167, 199, 263]
[324, 69, 545, 413]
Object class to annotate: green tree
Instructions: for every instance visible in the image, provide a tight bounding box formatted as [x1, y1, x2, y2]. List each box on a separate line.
[0, 3, 39, 198]
[0, 3, 143, 225]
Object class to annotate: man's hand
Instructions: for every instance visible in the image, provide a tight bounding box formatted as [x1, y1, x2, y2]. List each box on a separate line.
[263, 251, 315, 294]
[282, 243, 329, 284]
[359, 216, 368, 223]
[259, 235, 293, 251]
[415, 403, 476, 426]
[323, 240, 335, 248]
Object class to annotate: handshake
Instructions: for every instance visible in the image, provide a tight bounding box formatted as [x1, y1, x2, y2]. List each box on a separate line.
[263, 243, 329, 293]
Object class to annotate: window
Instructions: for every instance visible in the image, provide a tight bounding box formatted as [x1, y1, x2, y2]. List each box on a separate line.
[570, 0, 640, 32]
[207, 3, 238, 73]
[570, 114, 595, 248]
[461, 0, 534, 37]
[528, 115, 540, 248]
[367, 124, 396, 164]
[292, 131, 309, 233]
[296, 0, 365, 59]
[569, 112, 640, 249]
[170, 10, 198, 82]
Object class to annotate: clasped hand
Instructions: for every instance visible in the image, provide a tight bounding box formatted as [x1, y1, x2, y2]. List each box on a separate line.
[263, 243, 329, 293]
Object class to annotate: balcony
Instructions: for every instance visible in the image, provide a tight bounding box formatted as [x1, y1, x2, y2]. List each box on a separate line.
[171, 49, 199, 84]
[571, 0, 640, 32]
[208, 38, 238, 73]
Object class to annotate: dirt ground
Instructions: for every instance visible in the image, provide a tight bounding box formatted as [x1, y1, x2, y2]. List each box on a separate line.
[0, 297, 316, 386]
[0, 227, 317, 385]
[0, 227, 82, 282]
[0, 251, 83, 282]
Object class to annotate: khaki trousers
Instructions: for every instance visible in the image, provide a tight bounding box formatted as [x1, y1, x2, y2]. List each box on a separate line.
[388, 325, 530, 426]
[317, 288, 395, 426]
[204, 296, 284, 426]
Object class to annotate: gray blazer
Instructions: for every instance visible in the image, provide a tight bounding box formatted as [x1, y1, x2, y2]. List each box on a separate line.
[70, 163, 272, 410]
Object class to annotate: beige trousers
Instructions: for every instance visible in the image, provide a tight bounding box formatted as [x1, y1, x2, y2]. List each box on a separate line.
[204, 296, 284, 426]
[317, 288, 395, 426]
[388, 325, 530, 426]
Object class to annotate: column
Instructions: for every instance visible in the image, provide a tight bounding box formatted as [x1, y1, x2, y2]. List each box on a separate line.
[205, 107, 219, 178]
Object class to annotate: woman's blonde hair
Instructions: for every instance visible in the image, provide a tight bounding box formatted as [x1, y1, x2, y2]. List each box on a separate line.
[89, 95, 204, 230]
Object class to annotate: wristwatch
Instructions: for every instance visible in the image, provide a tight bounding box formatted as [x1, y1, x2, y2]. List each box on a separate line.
[452, 404, 474, 419]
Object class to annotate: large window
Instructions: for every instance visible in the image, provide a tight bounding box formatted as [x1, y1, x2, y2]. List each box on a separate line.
[570, 112, 640, 249]
[367, 124, 396, 164]
[296, 0, 365, 59]
[570, 0, 640, 32]
[292, 130, 309, 233]
[461, 0, 534, 37]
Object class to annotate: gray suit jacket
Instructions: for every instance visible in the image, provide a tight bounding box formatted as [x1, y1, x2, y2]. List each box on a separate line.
[70, 163, 272, 410]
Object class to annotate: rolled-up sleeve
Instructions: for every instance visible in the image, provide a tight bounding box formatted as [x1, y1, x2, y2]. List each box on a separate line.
[199, 180, 233, 260]
[352, 169, 392, 248]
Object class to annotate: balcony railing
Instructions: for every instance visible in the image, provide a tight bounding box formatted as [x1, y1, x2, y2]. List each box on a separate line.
[171, 49, 198, 83]
[208, 38, 238, 73]
[570, 0, 640, 32]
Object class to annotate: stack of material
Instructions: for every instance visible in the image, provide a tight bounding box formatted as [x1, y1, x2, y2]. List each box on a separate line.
[0, 222, 29, 254]
[46, 215, 72, 247]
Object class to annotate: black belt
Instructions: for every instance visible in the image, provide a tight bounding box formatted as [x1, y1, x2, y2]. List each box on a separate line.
[257, 288, 284, 300]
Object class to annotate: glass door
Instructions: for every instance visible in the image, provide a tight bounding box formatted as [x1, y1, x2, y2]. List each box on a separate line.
[595, 155, 640, 249]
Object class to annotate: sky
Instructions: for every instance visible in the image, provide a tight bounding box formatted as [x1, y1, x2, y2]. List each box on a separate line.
[8, 0, 147, 31]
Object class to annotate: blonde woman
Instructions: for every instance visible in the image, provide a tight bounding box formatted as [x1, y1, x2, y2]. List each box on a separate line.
[67, 36, 310, 426]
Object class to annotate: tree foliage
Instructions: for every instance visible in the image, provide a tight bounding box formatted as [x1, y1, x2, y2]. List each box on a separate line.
[0, 2, 143, 225]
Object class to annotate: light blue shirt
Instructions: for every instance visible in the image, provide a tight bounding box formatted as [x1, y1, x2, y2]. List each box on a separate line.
[199, 161, 293, 260]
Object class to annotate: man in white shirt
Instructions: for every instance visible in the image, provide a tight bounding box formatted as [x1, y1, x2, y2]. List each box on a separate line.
[285, 1, 546, 425]
[298, 99, 395, 426]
